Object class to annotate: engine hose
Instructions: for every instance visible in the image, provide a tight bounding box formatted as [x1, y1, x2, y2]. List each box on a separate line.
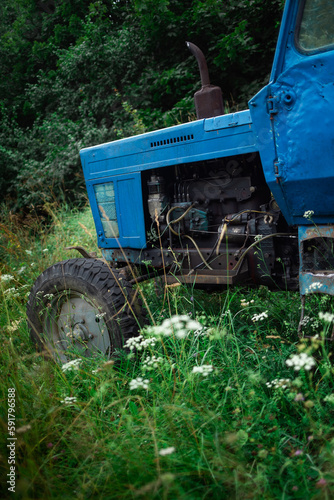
[184, 235, 213, 270]
[166, 204, 213, 270]
[215, 210, 275, 257]
[231, 232, 292, 272]
[216, 223, 227, 256]
[166, 204, 195, 229]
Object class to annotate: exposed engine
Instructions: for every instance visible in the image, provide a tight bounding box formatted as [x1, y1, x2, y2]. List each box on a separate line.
[144, 154, 299, 289]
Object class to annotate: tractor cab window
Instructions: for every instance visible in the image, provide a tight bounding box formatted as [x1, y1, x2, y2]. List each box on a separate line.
[297, 0, 334, 52]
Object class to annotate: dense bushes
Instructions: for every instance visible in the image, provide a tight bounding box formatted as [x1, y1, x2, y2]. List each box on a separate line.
[0, 0, 284, 211]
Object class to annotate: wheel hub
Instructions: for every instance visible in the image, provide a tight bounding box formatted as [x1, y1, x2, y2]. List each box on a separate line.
[48, 294, 111, 359]
[72, 322, 90, 341]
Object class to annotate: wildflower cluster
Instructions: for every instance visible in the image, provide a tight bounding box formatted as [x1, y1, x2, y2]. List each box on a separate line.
[6, 320, 22, 333]
[3, 287, 20, 299]
[61, 396, 77, 405]
[286, 352, 316, 371]
[303, 210, 314, 219]
[1, 274, 14, 283]
[124, 335, 157, 351]
[240, 298, 254, 307]
[142, 355, 167, 372]
[266, 378, 291, 389]
[251, 311, 268, 322]
[319, 311, 334, 323]
[144, 315, 203, 339]
[95, 312, 106, 319]
[62, 359, 82, 373]
[299, 315, 311, 327]
[129, 377, 149, 390]
[192, 364, 214, 377]
[323, 394, 334, 405]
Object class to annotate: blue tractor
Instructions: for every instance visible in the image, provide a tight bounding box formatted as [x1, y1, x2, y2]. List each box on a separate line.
[27, 0, 334, 361]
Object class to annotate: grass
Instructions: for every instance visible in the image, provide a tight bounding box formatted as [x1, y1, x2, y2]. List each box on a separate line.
[1, 203, 334, 499]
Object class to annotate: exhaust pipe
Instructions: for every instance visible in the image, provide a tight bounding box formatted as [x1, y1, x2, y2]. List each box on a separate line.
[186, 41, 224, 119]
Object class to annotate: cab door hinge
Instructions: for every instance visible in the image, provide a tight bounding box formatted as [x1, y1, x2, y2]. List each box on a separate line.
[274, 159, 284, 181]
[267, 95, 279, 119]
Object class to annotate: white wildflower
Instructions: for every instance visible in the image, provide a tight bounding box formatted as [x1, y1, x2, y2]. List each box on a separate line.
[303, 210, 314, 219]
[4, 287, 20, 298]
[324, 394, 334, 405]
[42, 248, 49, 253]
[159, 446, 176, 456]
[142, 355, 164, 371]
[17, 266, 26, 275]
[221, 310, 231, 318]
[146, 315, 203, 339]
[192, 364, 214, 377]
[286, 352, 316, 371]
[170, 315, 188, 324]
[240, 299, 254, 307]
[1, 274, 14, 283]
[61, 396, 77, 405]
[95, 312, 106, 319]
[251, 311, 268, 322]
[266, 378, 291, 389]
[62, 359, 82, 372]
[300, 315, 311, 326]
[43, 293, 54, 300]
[129, 377, 149, 390]
[187, 319, 204, 330]
[6, 320, 22, 333]
[25, 250, 33, 255]
[124, 335, 157, 351]
[319, 312, 334, 323]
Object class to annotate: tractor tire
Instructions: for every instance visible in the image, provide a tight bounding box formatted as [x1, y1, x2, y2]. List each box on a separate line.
[26, 258, 144, 363]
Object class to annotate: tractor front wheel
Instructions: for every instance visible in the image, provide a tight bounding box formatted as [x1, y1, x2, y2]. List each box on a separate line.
[26, 258, 143, 363]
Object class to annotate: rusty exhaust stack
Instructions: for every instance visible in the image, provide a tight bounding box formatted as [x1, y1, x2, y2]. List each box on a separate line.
[186, 41, 224, 119]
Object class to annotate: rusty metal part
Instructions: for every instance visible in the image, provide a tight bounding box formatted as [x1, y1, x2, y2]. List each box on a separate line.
[65, 246, 97, 258]
[186, 41, 224, 119]
[164, 266, 249, 286]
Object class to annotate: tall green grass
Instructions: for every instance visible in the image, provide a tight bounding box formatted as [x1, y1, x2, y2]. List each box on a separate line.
[1, 203, 334, 499]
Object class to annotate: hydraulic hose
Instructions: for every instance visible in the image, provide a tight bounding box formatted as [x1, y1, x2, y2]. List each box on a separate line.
[166, 205, 213, 271]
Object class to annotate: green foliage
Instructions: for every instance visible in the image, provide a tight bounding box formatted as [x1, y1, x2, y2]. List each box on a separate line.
[1, 204, 334, 498]
[0, 0, 284, 211]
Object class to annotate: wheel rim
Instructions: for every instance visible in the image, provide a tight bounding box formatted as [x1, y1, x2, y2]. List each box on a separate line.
[43, 291, 111, 362]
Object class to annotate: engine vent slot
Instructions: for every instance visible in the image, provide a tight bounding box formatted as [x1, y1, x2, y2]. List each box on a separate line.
[150, 134, 194, 149]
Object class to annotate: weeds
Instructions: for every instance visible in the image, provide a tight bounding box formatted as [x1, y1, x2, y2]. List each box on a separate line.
[1, 203, 334, 498]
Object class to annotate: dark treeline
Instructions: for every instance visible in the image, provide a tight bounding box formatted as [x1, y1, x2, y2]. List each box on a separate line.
[0, 0, 283, 211]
